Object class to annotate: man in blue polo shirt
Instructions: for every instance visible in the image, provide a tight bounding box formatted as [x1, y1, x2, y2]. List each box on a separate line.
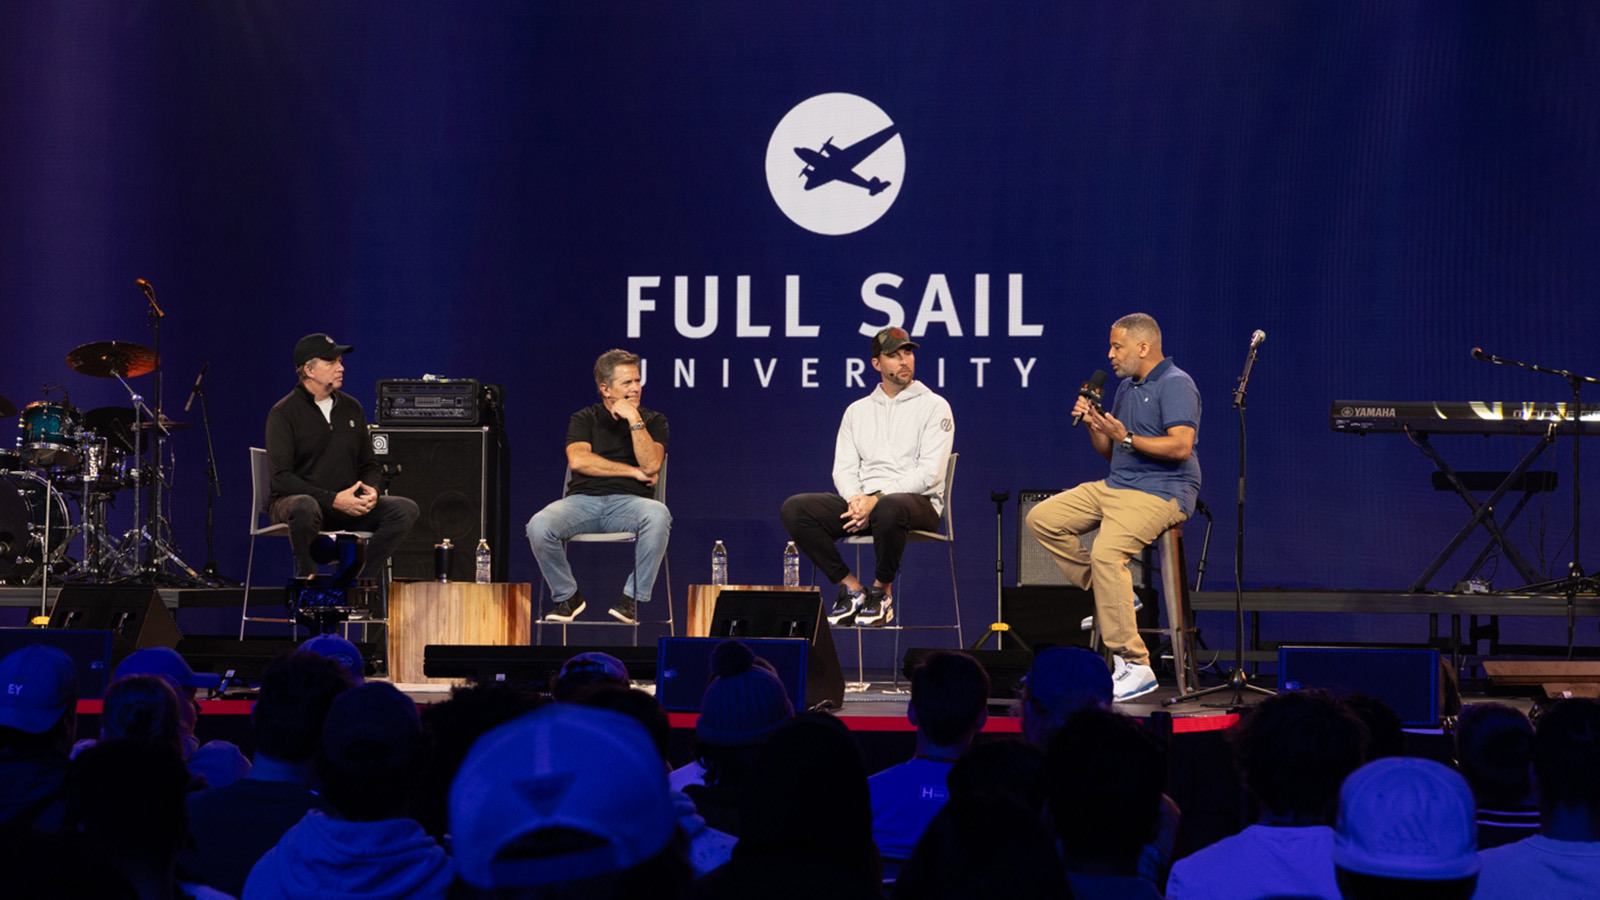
[1026, 313, 1200, 702]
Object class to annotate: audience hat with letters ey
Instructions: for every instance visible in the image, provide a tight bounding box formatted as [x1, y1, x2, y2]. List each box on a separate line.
[0, 644, 78, 734]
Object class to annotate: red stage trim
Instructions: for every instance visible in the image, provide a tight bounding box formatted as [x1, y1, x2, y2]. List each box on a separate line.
[667, 710, 1239, 733]
[77, 699, 257, 715]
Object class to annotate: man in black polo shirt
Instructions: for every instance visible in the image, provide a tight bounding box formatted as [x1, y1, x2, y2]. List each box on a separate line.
[265, 333, 419, 578]
[527, 348, 670, 625]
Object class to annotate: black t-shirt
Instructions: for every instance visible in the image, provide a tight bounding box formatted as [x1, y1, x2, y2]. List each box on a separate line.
[564, 403, 669, 498]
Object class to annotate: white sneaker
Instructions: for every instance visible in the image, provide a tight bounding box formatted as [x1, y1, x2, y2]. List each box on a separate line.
[1080, 597, 1145, 631]
[1112, 656, 1159, 702]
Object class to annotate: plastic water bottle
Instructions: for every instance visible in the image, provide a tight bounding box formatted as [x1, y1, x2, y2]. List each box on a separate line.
[475, 538, 491, 584]
[783, 541, 800, 587]
[712, 540, 728, 586]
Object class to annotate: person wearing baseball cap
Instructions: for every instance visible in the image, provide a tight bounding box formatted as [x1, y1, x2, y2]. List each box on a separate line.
[779, 326, 954, 628]
[265, 332, 418, 579]
[0, 644, 78, 832]
[111, 646, 252, 790]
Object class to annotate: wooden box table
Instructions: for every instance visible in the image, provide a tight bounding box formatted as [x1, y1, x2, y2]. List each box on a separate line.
[388, 582, 532, 684]
[686, 584, 822, 637]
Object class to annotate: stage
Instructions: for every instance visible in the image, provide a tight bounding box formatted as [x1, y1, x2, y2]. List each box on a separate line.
[8, 583, 1600, 682]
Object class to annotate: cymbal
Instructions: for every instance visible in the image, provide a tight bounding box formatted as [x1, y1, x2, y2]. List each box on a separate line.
[66, 341, 158, 379]
[132, 416, 191, 433]
[0, 394, 15, 418]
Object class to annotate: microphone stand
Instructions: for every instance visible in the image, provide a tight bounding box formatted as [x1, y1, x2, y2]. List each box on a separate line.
[194, 365, 237, 585]
[970, 490, 1029, 651]
[1476, 350, 1600, 658]
[1168, 337, 1273, 707]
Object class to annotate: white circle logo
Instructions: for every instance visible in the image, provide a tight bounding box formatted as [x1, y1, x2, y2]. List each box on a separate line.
[765, 93, 905, 235]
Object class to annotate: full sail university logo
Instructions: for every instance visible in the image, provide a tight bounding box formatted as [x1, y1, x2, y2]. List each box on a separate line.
[765, 93, 905, 235]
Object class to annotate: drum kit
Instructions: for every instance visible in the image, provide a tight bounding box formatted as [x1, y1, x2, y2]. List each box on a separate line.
[2, 340, 205, 586]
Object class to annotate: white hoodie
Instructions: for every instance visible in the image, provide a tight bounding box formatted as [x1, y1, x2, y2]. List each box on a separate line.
[832, 381, 954, 514]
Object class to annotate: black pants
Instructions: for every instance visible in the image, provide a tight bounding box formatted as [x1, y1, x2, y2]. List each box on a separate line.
[779, 492, 939, 586]
[269, 494, 420, 578]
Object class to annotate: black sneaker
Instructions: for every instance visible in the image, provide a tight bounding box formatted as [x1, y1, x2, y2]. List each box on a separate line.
[544, 592, 586, 623]
[826, 585, 865, 625]
[856, 588, 894, 626]
[609, 596, 638, 625]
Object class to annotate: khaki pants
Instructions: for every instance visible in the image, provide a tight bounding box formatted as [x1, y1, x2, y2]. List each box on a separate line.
[1024, 480, 1186, 666]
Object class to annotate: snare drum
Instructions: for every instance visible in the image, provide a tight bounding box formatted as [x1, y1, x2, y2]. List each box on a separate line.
[0, 445, 19, 472]
[76, 442, 143, 491]
[20, 401, 84, 471]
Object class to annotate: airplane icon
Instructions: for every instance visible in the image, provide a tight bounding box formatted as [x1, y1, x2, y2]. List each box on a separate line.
[794, 124, 899, 195]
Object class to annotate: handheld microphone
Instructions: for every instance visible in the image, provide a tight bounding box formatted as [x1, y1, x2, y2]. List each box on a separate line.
[183, 361, 209, 413]
[1471, 347, 1488, 362]
[1072, 370, 1108, 427]
[135, 278, 154, 295]
[1249, 329, 1266, 351]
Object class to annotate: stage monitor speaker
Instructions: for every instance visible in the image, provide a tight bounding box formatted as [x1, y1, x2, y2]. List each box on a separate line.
[371, 426, 511, 584]
[422, 643, 658, 687]
[902, 646, 1036, 699]
[707, 589, 845, 711]
[1001, 585, 1159, 650]
[1278, 646, 1442, 727]
[47, 584, 180, 668]
[657, 636, 812, 713]
[0, 627, 117, 699]
[175, 636, 382, 685]
[1016, 490, 1146, 587]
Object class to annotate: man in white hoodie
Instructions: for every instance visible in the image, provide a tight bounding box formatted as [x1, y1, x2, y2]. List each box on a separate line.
[780, 326, 954, 627]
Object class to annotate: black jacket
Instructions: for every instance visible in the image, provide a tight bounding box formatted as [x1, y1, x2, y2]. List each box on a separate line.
[265, 383, 380, 510]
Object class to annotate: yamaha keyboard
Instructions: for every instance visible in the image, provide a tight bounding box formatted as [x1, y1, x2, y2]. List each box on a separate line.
[1330, 400, 1600, 436]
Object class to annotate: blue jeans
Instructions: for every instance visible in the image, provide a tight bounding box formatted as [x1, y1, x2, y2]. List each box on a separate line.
[525, 493, 671, 604]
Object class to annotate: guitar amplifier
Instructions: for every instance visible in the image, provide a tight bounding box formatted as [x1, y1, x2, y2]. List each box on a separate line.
[376, 379, 497, 427]
[1017, 490, 1146, 587]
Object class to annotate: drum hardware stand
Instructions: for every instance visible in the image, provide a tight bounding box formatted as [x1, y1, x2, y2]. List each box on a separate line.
[971, 490, 1029, 651]
[1168, 331, 1274, 708]
[1474, 350, 1600, 658]
[137, 278, 165, 580]
[122, 437, 205, 587]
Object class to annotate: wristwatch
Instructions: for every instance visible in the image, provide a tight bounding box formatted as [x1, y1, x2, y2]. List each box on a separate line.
[630, 421, 645, 431]
[1120, 433, 1135, 452]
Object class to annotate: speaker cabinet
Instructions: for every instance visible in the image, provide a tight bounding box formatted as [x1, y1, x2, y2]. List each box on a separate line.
[0, 627, 117, 699]
[1001, 585, 1158, 649]
[422, 643, 659, 687]
[902, 646, 1036, 699]
[657, 636, 812, 712]
[371, 426, 510, 583]
[1017, 490, 1146, 587]
[707, 589, 845, 711]
[1278, 646, 1442, 726]
[47, 584, 180, 664]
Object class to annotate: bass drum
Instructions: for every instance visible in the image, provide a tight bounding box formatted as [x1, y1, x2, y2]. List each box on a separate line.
[0, 472, 72, 584]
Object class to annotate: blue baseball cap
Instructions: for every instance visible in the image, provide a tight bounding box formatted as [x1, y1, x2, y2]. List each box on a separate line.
[0, 644, 78, 733]
[300, 634, 366, 683]
[113, 646, 221, 691]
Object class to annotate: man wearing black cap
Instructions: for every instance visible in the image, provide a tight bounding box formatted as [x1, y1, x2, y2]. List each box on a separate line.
[780, 327, 954, 627]
[265, 333, 419, 578]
